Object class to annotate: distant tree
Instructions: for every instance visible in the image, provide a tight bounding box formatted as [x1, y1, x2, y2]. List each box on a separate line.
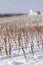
[37, 11, 41, 15]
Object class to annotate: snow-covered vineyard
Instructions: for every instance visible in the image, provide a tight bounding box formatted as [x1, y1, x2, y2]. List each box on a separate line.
[0, 13, 43, 65]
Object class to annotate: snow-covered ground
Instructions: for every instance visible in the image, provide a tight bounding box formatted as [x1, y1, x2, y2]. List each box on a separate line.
[0, 35, 43, 65]
[0, 14, 43, 65]
[0, 44, 43, 65]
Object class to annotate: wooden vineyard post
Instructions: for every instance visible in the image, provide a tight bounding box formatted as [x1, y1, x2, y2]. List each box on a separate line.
[3, 33, 8, 55]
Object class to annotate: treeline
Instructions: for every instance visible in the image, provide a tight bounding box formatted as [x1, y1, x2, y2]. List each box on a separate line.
[0, 13, 25, 17]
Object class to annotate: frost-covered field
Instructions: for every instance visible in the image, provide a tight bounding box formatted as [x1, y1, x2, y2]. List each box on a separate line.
[0, 14, 43, 65]
[0, 45, 43, 65]
[0, 36, 43, 65]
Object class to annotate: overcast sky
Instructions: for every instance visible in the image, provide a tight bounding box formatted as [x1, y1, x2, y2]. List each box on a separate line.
[0, 0, 43, 14]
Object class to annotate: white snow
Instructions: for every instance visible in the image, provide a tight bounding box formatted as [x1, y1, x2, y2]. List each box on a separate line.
[0, 45, 43, 65]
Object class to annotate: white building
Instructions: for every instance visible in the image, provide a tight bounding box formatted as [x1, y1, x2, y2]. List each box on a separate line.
[29, 9, 37, 16]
